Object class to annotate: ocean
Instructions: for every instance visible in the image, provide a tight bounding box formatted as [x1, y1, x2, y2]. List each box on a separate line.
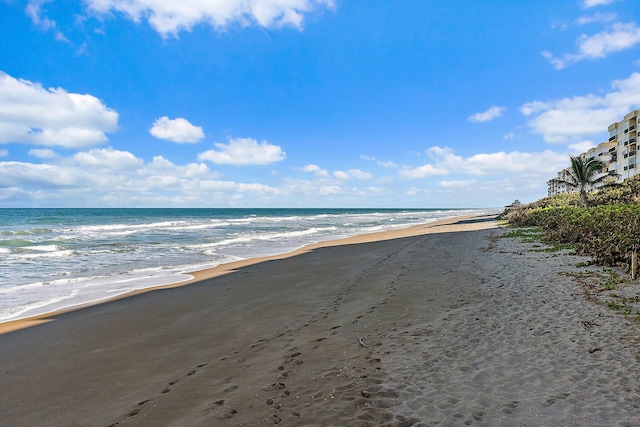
[0, 208, 494, 322]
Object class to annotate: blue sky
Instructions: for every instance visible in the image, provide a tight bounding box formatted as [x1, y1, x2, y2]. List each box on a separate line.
[1, 0, 640, 208]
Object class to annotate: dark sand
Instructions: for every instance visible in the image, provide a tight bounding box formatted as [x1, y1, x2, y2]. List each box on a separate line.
[2, 216, 640, 426]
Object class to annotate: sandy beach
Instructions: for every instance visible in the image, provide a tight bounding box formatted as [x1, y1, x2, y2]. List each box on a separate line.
[2, 214, 640, 426]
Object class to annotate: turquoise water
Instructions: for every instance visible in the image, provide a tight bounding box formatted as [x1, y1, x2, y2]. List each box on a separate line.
[0, 208, 494, 322]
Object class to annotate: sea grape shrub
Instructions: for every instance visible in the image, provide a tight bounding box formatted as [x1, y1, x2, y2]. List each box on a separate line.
[506, 204, 640, 270]
[589, 175, 640, 206]
[504, 206, 553, 227]
[539, 207, 590, 245]
[574, 205, 639, 266]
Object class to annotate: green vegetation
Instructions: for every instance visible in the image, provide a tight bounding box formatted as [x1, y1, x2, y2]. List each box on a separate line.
[504, 175, 640, 274]
[500, 227, 544, 242]
[507, 204, 640, 268]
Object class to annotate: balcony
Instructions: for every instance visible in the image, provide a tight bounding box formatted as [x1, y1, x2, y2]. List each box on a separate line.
[609, 147, 616, 152]
[611, 155, 618, 162]
[609, 135, 617, 141]
[609, 170, 617, 175]
[631, 151, 637, 157]
[631, 125, 637, 131]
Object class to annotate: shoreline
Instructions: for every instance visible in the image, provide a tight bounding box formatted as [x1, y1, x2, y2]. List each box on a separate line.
[0, 212, 499, 335]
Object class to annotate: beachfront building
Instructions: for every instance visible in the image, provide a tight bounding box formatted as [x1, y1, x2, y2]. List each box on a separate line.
[609, 110, 639, 181]
[547, 140, 617, 196]
[547, 110, 639, 196]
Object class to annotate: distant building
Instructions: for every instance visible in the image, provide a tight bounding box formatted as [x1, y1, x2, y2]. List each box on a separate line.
[547, 110, 639, 196]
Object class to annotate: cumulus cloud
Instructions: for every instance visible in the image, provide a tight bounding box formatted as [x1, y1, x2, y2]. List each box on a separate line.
[28, 148, 58, 159]
[0, 149, 280, 206]
[0, 72, 118, 148]
[521, 72, 640, 143]
[0, 161, 88, 188]
[399, 163, 449, 179]
[299, 164, 329, 177]
[0, 187, 30, 202]
[333, 169, 371, 180]
[149, 116, 204, 143]
[198, 137, 286, 166]
[400, 146, 567, 180]
[543, 22, 640, 69]
[84, 0, 335, 37]
[583, 0, 615, 8]
[467, 106, 505, 123]
[347, 169, 371, 180]
[73, 148, 144, 170]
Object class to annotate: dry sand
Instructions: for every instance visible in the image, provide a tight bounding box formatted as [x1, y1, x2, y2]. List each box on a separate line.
[2, 215, 640, 426]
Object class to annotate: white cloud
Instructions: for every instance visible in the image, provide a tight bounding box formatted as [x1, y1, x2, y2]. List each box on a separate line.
[198, 137, 286, 166]
[73, 148, 144, 170]
[583, 0, 615, 8]
[361, 155, 398, 168]
[503, 133, 515, 140]
[0, 72, 118, 148]
[0, 161, 88, 188]
[146, 155, 216, 178]
[400, 146, 567, 179]
[84, 0, 335, 37]
[520, 72, 640, 143]
[299, 164, 329, 177]
[149, 116, 204, 143]
[543, 22, 640, 69]
[28, 148, 57, 158]
[0, 149, 280, 206]
[0, 186, 30, 202]
[467, 106, 505, 123]
[347, 169, 371, 180]
[26, 0, 69, 41]
[0, 149, 7, 157]
[399, 163, 449, 179]
[333, 169, 371, 180]
[569, 140, 597, 153]
[576, 12, 617, 25]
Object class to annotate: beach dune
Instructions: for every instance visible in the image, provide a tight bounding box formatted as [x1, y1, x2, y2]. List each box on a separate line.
[2, 215, 640, 426]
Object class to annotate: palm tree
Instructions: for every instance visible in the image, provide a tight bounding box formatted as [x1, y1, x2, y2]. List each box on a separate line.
[550, 155, 609, 207]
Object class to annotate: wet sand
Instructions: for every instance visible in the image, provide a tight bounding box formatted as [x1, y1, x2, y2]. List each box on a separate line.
[2, 215, 640, 426]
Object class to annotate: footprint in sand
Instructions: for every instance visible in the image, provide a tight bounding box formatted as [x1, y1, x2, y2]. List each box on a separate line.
[209, 399, 225, 407]
[223, 409, 238, 419]
[502, 401, 520, 414]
